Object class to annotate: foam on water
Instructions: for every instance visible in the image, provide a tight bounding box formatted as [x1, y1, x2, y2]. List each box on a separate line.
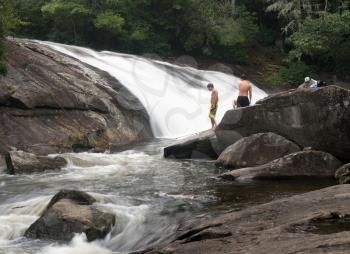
[38, 235, 111, 254]
[39, 41, 267, 138]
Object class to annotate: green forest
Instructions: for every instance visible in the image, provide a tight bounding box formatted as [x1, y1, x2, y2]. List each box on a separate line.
[0, 0, 349, 86]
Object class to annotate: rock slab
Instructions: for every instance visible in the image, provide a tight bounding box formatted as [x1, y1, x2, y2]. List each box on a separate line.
[147, 185, 350, 254]
[0, 38, 152, 155]
[25, 190, 115, 242]
[220, 150, 342, 180]
[216, 132, 300, 169]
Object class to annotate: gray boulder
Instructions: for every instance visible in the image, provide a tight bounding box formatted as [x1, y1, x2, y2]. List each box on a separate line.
[220, 150, 342, 180]
[0, 38, 152, 155]
[25, 190, 115, 242]
[216, 86, 350, 161]
[164, 130, 224, 160]
[216, 132, 300, 169]
[6, 150, 67, 174]
[335, 164, 350, 184]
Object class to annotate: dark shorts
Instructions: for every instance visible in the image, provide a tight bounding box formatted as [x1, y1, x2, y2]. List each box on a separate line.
[237, 96, 250, 108]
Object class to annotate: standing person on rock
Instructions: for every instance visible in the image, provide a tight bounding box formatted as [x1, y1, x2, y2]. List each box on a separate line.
[207, 83, 219, 130]
[236, 74, 252, 108]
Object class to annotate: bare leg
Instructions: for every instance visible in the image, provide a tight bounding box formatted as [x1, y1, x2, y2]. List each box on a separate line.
[211, 119, 217, 130]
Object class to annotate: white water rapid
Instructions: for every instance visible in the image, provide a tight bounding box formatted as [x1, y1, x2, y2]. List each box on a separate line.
[39, 41, 267, 138]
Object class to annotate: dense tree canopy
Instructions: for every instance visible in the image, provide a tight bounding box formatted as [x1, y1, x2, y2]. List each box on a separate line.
[0, 0, 349, 84]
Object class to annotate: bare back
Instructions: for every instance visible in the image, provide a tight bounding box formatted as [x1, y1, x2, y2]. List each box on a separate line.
[238, 80, 252, 100]
[211, 89, 219, 106]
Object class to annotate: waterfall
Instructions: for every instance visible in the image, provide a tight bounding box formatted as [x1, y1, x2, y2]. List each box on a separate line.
[39, 41, 267, 138]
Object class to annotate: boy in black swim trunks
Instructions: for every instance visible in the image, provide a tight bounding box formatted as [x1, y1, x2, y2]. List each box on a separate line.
[236, 74, 252, 108]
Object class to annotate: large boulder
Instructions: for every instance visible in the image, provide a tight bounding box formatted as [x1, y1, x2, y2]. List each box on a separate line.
[0, 38, 152, 155]
[164, 130, 224, 160]
[5, 150, 67, 174]
[335, 163, 350, 184]
[215, 86, 350, 161]
[147, 185, 350, 254]
[25, 190, 115, 242]
[220, 150, 342, 180]
[216, 132, 300, 169]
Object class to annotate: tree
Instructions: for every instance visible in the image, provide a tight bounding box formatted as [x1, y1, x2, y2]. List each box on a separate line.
[0, 0, 21, 75]
[289, 11, 350, 74]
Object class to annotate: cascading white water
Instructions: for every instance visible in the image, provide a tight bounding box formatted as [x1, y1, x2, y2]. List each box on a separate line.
[39, 41, 267, 138]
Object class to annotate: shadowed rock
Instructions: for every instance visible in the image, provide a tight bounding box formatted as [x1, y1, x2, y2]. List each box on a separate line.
[164, 130, 224, 160]
[335, 163, 350, 184]
[219, 150, 342, 180]
[216, 86, 350, 161]
[25, 190, 115, 242]
[216, 132, 300, 169]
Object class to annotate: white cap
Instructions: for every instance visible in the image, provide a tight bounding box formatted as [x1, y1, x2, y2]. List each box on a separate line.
[305, 77, 311, 82]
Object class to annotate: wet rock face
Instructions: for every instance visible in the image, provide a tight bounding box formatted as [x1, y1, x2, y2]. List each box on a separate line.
[0, 38, 153, 155]
[6, 150, 67, 174]
[220, 150, 342, 180]
[216, 132, 300, 169]
[216, 86, 350, 161]
[335, 163, 350, 184]
[25, 190, 115, 242]
[164, 130, 224, 160]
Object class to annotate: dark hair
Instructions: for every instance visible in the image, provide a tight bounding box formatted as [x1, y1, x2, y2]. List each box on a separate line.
[241, 74, 247, 80]
[207, 83, 214, 88]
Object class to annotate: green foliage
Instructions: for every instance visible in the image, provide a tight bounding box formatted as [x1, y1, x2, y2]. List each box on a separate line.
[288, 11, 350, 74]
[266, 61, 313, 86]
[94, 11, 124, 34]
[0, 62, 7, 75]
[0, 0, 348, 80]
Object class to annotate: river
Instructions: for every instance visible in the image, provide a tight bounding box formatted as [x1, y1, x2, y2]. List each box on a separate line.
[0, 139, 334, 254]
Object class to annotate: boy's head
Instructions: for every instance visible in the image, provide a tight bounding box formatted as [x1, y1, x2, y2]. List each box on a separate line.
[207, 83, 214, 91]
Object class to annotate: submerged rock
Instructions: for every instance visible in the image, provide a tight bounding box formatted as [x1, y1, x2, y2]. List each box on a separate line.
[216, 86, 350, 161]
[335, 163, 350, 184]
[220, 150, 342, 180]
[147, 185, 350, 254]
[25, 190, 115, 242]
[0, 38, 152, 155]
[5, 150, 67, 174]
[164, 130, 224, 160]
[216, 132, 300, 169]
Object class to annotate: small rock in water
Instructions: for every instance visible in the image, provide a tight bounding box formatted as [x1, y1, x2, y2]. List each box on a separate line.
[25, 190, 116, 242]
[6, 150, 67, 175]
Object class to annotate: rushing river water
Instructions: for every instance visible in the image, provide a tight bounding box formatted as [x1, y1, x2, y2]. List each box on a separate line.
[0, 140, 335, 254]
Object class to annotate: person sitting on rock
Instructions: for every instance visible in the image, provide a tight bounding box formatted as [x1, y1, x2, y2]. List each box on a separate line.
[299, 77, 318, 90]
[236, 74, 252, 108]
[207, 83, 219, 130]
